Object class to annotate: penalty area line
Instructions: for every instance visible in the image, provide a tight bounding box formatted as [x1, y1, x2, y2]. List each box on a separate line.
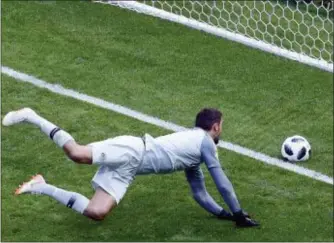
[1, 66, 333, 185]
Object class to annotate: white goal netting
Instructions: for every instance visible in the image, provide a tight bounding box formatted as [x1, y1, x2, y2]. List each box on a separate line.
[96, 0, 333, 71]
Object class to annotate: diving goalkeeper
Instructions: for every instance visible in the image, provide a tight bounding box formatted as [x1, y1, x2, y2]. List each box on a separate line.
[3, 107, 259, 227]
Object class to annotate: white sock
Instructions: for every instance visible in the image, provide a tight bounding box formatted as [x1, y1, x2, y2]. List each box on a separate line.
[31, 183, 89, 214]
[27, 114, 74, 148]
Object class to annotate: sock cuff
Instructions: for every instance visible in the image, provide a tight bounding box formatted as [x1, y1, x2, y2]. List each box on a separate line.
[66, 196, 76, 208]
[70, 193, 90, 214]
[50, 127, 61, 139]
[52, 130, 74, 148]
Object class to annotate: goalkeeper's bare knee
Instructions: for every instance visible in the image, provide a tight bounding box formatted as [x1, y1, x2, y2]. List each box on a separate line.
[63, 141, 93, 164]
[84, 206, 110, 221]
[83, 188, 117, 221]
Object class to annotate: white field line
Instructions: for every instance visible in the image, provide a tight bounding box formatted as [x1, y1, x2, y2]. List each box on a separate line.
[93, 0, 333, 73]
[1, 66, 333, 185]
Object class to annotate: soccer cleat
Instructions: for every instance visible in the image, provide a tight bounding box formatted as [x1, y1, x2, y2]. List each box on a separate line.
[15, 174, 46, 195]
[2, 108, 37, 126]
[235, 216, 259, 227]
[217, 209, 234, 221]
[233, 210, 260, 228]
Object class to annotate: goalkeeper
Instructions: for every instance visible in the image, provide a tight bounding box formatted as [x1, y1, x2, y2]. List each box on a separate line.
[3, 107, 259, 227]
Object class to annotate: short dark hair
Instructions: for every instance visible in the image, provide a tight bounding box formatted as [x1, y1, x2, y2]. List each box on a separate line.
[195, 108, 222, 131]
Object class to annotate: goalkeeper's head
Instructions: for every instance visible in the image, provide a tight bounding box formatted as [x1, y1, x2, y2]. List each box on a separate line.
[195, 108, 223, 145]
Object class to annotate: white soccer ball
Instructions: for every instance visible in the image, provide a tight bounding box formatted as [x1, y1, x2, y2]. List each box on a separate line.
[281, 135, 311, 162]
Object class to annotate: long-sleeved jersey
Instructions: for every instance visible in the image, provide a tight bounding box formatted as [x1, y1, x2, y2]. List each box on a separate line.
[136, 128, 241, 214]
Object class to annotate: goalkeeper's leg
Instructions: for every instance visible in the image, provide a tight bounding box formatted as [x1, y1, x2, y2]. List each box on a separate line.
[15, 174, 116, 221]
[2, 107, 93, 164]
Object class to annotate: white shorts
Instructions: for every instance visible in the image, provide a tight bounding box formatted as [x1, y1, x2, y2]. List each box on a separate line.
[89, 135, 145, 204]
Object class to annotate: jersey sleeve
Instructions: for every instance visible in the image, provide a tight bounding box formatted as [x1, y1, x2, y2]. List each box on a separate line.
[200, 135, 241, 213]
[184, 166, 224, 216]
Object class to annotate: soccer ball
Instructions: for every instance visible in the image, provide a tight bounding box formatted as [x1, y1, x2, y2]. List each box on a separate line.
[281, 135, 311, 162]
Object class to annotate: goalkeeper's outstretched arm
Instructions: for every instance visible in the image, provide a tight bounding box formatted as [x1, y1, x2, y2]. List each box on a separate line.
[185, 167, 232, 218]
[196, 134, 260, 227]
[200, 135, 242, 213]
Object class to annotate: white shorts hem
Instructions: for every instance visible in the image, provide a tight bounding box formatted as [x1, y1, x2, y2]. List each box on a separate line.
[91, 180, 119, 204]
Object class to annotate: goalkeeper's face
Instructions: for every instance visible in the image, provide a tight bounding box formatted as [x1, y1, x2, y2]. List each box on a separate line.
[212, 120, 223, 145]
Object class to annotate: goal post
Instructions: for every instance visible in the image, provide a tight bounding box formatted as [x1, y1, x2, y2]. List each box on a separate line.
[95, 0, 333, 72]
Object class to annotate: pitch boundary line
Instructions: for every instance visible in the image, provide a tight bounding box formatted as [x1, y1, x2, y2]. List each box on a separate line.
[1, 66, 333, 185]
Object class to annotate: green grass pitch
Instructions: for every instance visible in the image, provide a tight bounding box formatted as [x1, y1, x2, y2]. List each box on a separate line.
[1, 1, 333, 242]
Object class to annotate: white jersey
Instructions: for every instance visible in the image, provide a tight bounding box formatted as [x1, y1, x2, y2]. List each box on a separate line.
[89, 127, 240, 212]
[137, 128, 213, 174]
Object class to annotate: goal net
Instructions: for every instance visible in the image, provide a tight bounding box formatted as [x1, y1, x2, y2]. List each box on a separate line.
[96, 0, 333, 72]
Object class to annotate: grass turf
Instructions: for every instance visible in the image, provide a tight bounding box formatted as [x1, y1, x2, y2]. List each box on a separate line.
[1, 1, 333, 242]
